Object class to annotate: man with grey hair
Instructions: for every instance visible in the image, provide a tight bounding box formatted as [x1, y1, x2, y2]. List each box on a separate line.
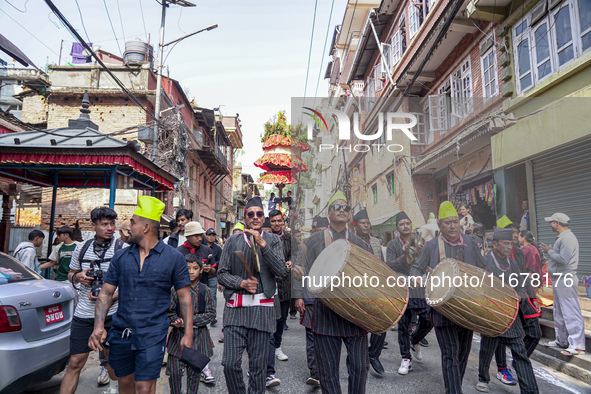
[540, 213, 586, 356]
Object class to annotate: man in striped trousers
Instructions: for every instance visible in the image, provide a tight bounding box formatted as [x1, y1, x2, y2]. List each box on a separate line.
[476, 228, 538, 393]
[410, 201, 487, 394]
[305, 192, 373, 394]
[218, 197, 288, 394]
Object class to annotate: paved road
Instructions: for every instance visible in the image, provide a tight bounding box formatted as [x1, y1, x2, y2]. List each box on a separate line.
[25, 297, 591, 394]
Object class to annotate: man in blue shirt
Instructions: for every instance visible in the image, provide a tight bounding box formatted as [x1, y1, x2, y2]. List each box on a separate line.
[89, 196, 193, 394]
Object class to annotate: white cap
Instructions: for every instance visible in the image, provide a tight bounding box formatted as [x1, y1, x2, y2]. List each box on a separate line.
[184, 221, 205, 236]
[544, 212, 570, 223]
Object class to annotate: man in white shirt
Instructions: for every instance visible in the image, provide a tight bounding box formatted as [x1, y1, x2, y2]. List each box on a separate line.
[13, 230, 45, 273]
[540, 212, 586, 356]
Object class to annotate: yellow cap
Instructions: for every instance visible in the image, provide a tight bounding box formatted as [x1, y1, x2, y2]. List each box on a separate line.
[233, 222, 244, 232]
[328, 190, 348, 207]
[133, 196, 165, 222]
[496, 215, 513, 229]
[438, 201, 458, 220]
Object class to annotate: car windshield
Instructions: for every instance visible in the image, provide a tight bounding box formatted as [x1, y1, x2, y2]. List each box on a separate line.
[0, 253, 41, 284]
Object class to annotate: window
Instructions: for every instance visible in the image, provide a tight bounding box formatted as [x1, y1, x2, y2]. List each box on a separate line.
[451, 59, 473, 121]
[513, 0, 591, 94]
[409, 4, 421, 38]
[391, 30, 403, 65]
[210, 183, 213, 202]
[480, 43, 499, 99]
[386, 172, 395, 195]
[374, 62, 385, 91]
[203, 178, 207, 200]
[382, 43, 391, 74]
[372, 184, 378, 204]
[411, 113, 429, 144]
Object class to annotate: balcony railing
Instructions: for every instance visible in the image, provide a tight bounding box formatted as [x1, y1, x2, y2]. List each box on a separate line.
[203, 139, 227, 168]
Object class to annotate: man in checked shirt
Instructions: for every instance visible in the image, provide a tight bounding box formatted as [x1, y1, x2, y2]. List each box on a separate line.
[217, 196, 288, 394]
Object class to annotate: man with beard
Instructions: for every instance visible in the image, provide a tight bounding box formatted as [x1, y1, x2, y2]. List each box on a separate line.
[89, 196, 194, 394]
[304, 191, 372, 394]
[217, 197, 288, 393]
[265, 209, 292, 386]
[386, 212, 432, 376]
[410, 201, 486, 394]
[476, 228, 539, 393]
[353, 209, 387, 376]
[61, 207, 123, 394]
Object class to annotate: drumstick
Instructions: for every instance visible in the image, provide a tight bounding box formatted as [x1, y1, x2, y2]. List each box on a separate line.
[249, 234, 261, 272]
[234, 251, 255, 299]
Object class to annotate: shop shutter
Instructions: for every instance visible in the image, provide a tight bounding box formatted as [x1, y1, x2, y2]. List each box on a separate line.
[532, 137, 591, 277]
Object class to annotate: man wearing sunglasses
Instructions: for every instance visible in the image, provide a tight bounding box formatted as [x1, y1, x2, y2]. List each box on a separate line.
[217, 196, 288, 393]
[296, 191, 372, 393]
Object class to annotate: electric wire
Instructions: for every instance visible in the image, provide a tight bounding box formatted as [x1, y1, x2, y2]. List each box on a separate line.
[302, 0, 319, 100]
[116, 0, 127, 46]
[74, 0, 91, 44]
[44, 0, 158, 124]
[4, 0, 28, 12]
[138, 0, 149, 41]
[313, 0, 336, 105]
[102, 0, 124, 56]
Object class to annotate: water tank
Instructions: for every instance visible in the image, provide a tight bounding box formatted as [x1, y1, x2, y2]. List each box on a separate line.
[124, 39, 153, 67]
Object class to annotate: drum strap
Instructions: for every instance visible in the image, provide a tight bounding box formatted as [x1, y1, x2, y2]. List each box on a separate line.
[324, 229, 332, 248]
[437, 235, 446, 261]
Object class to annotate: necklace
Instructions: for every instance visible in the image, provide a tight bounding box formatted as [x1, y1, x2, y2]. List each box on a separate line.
[491, 252, 511, 272]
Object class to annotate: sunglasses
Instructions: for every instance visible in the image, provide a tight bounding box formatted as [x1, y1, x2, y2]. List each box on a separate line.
[330, 204, 351, 212]
[246, 211, 265, 219]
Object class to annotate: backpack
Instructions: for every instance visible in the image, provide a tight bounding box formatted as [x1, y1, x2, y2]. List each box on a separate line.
[78, 238, 125, 264]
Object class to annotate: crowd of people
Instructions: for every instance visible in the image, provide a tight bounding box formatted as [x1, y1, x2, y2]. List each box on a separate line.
[10, 191, 587, 394]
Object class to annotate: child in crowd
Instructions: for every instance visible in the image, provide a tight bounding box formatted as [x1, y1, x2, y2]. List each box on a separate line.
[167, 253, 216, 393]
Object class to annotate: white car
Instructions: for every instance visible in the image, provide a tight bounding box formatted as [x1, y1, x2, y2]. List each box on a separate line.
[0, 252, 76, 393]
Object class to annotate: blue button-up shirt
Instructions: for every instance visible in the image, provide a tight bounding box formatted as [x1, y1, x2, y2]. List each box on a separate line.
[103, 240, 190, 349]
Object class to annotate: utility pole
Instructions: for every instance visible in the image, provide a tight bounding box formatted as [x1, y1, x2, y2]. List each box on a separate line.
[151, 0, 197, 161]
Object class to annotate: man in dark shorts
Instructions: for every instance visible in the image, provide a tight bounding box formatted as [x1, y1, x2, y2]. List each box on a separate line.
[89, 196, 194, 394]
[60, 207, 120, 394]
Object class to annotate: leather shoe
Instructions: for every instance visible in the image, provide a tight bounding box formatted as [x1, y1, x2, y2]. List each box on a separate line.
[370, 357, 385, 375]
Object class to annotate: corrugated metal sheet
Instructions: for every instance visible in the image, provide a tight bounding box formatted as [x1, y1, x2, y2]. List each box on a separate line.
[8, 226, 35, 253]
[533, 138, 591, 277]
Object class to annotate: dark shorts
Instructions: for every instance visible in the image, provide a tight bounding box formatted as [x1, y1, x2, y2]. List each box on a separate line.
[70, 316, 112, 355]
[107, 329, 166, 381]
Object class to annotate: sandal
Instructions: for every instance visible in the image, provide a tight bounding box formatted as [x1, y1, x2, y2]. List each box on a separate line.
[561, 348, 584, 356]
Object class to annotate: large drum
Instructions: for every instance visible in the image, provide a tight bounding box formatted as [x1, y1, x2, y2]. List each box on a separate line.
[307, 239, 408, 334]
[426, 258, 519, 337]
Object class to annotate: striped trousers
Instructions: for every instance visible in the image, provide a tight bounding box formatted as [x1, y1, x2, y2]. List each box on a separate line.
[222, 325, 270, 394]
[368, 333, 386, 359]
[435, 325, 473, 394]
[479, 336, 539, 394]
[398, 308, 433, 359]
[167, 355, 200, 394]
[496, 315, 541, 369]
[314, 333, 369, 394]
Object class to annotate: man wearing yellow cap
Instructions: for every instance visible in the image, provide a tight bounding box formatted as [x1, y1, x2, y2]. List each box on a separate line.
[90, 196, 194, 394]
[410, 201, 486, 394]
[295, 191, 373, 393]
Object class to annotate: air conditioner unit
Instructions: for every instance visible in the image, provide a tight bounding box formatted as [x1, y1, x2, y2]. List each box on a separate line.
[530, 1, 547, 24]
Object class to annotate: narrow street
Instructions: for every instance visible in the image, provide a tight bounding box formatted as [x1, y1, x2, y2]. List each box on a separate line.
[24, 298, 591, 394]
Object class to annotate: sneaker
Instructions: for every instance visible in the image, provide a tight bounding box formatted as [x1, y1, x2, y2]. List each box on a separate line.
[383, 341, 389, 349]
[200, 367, 216, 384]
[370, 357, 385, 375]
[284, 322, 289, 330]
[266, 375, 281, 387]
[275, 347, 288, 361]
[544, 340, 567, 348]
[398, 358, 412, 375]
[475, 381, 489, 392]
[306, 376, 320, 386]
[411, 343, 423, 361]
[420, 338, 429, 347]
[497, 368, 517, 385]
[290, 314, 297, 319]
[97, 366, 110, 386]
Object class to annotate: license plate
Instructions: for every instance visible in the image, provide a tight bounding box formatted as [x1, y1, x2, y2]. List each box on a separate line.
[45, 305, 64, 325]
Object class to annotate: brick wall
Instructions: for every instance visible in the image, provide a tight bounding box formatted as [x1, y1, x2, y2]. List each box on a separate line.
[47, 94, 148, 138]
[21, 95, 48, 126]
[39, 188, 139, 231]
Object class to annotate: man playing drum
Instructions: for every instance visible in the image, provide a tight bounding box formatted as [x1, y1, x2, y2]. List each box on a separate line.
[410, 201, 486, 394]
[217, 197, 288, 394]
[353, 209, 387, 376]
[476, 228, 539, 393]
[304, 191, 373, 394]
[386, 211, 432, 376]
